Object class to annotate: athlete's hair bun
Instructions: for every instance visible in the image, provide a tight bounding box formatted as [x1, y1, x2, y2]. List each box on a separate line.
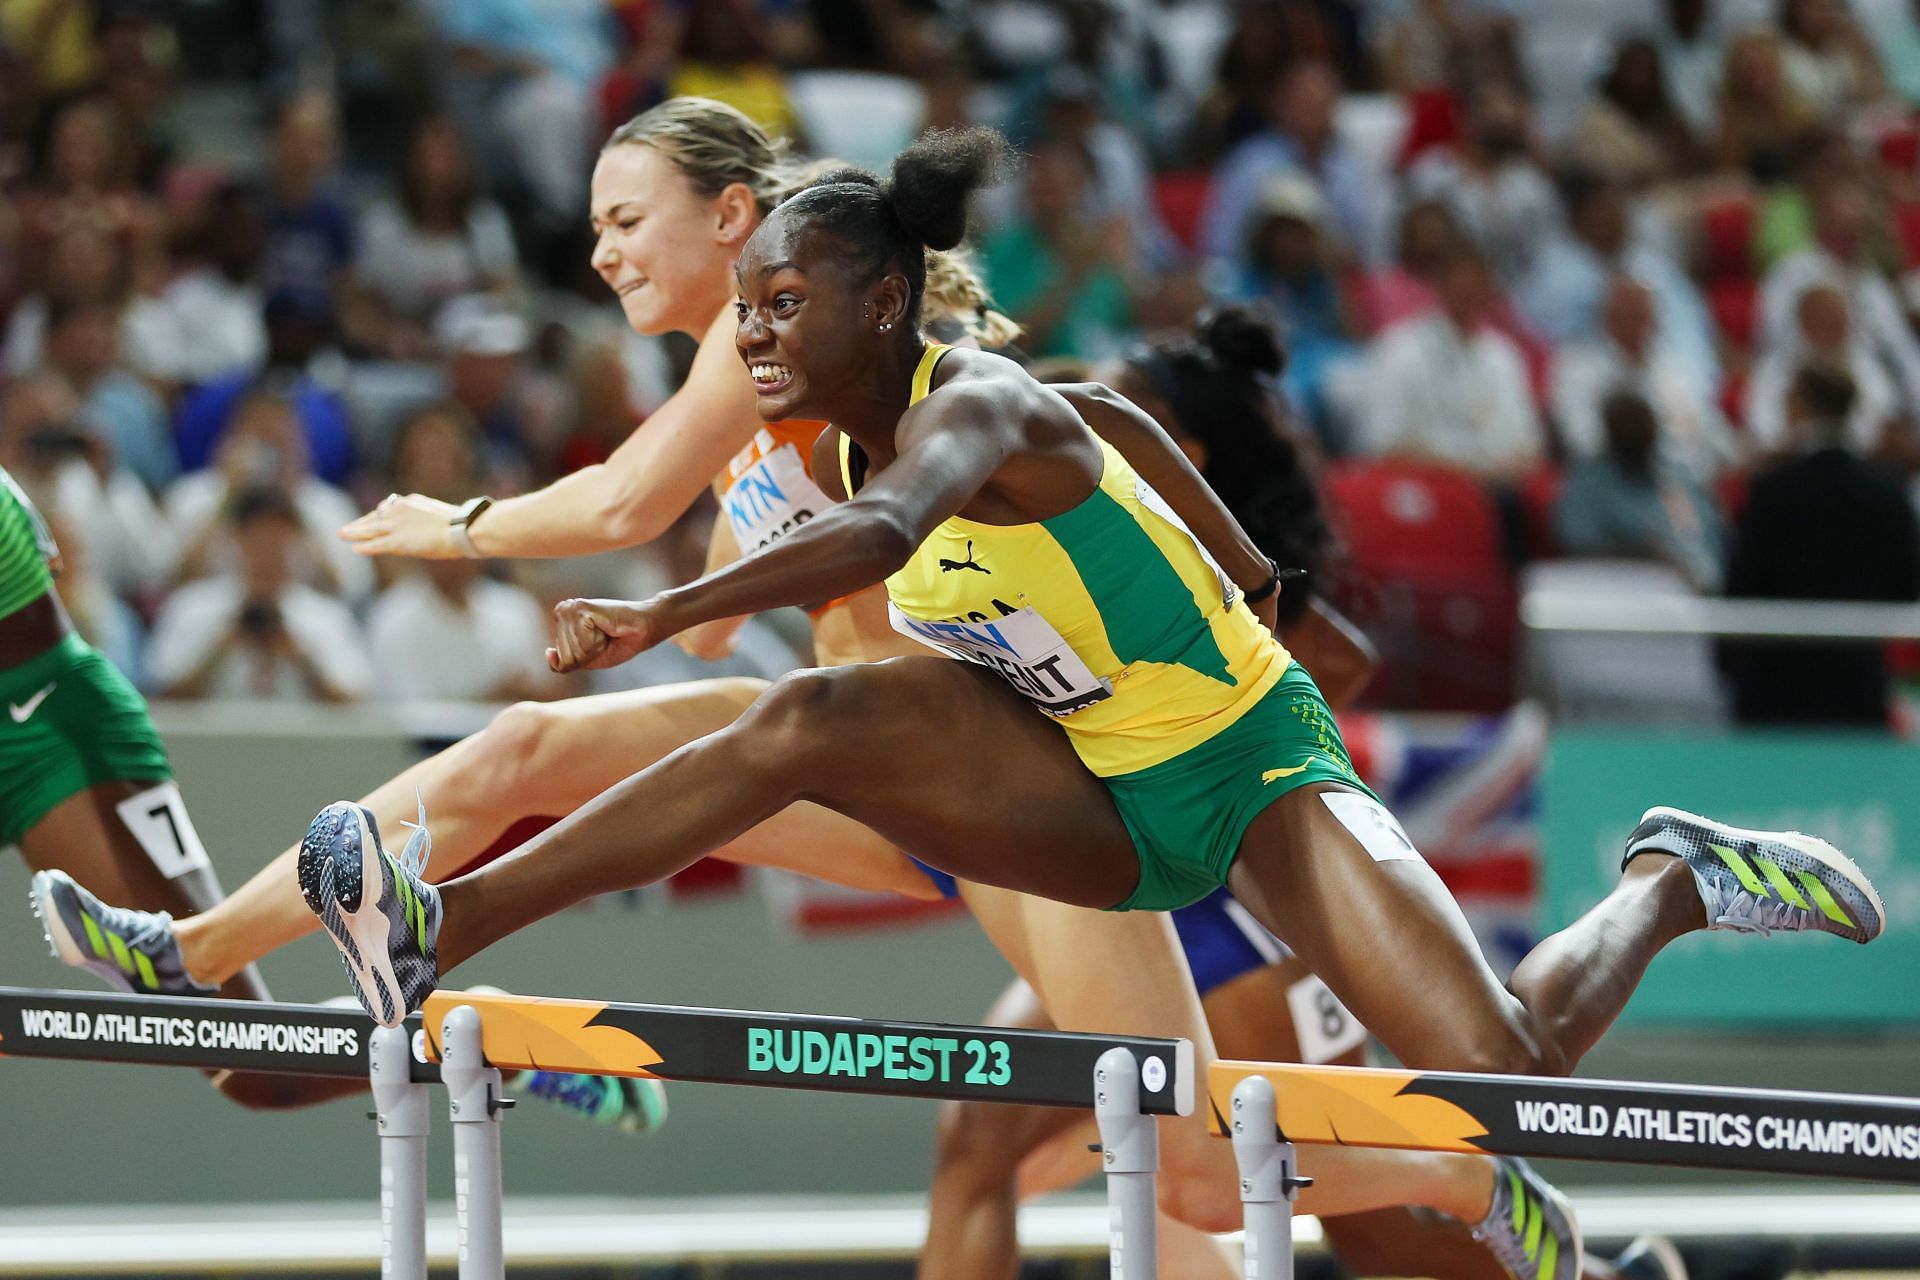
[888, 127, 1006, 252]
[1200, 305, 1286, 378]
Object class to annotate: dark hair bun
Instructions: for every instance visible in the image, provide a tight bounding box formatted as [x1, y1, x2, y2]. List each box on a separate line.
[814, 165, 879, 190]
[1200, 305, 1285, 377]
[888, 126, 1006, 252]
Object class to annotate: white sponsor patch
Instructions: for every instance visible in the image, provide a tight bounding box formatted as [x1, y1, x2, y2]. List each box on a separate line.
[1321, 791, 1424, 865]
[721, 440, 831, 553]
[1286, 974, 1367, 1064]
[889, 602, 1112, 717]
[115, 780, 212, 880]
[1141, 1054, 1167, 1093]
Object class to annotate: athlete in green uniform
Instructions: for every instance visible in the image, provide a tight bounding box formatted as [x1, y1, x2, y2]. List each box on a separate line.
[14, 467, 661, 1125]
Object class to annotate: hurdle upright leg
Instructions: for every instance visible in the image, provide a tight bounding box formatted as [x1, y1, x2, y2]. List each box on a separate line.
[1093, 1046, 1160, 1280]
[369, 1024, 429, 1280]
[1230, 1074, 1306, 1280]
[441, 1005, 507, 1280]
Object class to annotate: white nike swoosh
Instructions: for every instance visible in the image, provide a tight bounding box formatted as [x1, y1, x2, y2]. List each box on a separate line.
[10, 682, 55, 723]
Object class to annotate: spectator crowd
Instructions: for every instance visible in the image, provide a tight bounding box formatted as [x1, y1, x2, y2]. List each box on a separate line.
[1, 0, 1918, 726]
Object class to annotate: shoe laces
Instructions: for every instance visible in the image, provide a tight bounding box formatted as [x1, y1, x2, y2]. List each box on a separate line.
[1711, 888, 1806, 937]
[395, 789, 432, 879]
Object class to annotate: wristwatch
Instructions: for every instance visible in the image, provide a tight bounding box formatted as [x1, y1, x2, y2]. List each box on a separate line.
[448, 496, 494, 559]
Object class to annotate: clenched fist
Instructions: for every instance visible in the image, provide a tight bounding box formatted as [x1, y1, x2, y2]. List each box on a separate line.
[548, 597, 664, 673]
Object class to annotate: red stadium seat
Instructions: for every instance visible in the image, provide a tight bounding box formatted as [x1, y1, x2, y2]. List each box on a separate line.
[1323, 459, 1519, 712]
[1895, 201, 1920, 270]
[1152, 171, 1214, 254]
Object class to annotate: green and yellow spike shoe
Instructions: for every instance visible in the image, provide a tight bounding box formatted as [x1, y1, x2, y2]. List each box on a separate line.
[1624, 806, 1884, 943]
[31, 870, 216, 996]
[298, 798, 441, 1028]
[523, 1072, 669, 1135]
[1473, 1156, 1580, 1280]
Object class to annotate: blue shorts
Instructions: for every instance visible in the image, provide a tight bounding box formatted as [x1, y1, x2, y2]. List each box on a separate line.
[907, 862, 1285, 998]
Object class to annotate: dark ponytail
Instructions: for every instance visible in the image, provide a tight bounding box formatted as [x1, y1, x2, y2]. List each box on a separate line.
[1125, 306, 1327, 624]
[774, 126, 1006, 327]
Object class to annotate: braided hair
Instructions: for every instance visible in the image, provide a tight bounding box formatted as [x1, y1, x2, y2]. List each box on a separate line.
[1123, 307, 1330, 625]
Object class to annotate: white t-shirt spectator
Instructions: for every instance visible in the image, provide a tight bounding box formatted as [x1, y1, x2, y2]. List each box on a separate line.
[1743, 346, 1899, 454]
[367, 573, 551, 702]
[164, 472, 374, 605]
[1551, 340, 1740, 481]
[354, 199, 519, 323]
[1758, 248, 1920, 413]
[1403, 152, 1560, 283]
[1356, 314, 1544, 475]
[148, 269, 267, 386]
[146, 578, 374, 701]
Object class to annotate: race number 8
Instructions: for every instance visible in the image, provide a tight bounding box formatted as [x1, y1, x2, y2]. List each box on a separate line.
[1286, 974, 1368, 1064]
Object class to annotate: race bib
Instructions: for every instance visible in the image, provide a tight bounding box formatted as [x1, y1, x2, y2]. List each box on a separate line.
[888, 602, 1113, 717]
[721, 442, 832, 553]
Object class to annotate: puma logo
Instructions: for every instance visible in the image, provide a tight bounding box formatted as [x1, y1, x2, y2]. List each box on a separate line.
[1262, 762, 1312, 784]
[9, 682, 54, 723]
[938, 540, 991, 574]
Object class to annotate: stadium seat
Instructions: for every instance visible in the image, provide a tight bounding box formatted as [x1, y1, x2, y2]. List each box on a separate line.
[1152, 171, 1214, 254]
[1323, 459, 1519, 712]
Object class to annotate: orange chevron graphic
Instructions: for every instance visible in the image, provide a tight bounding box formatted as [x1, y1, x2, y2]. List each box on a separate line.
[421, 990, 665, 1078]
[1207, 1061, 1489, 1152]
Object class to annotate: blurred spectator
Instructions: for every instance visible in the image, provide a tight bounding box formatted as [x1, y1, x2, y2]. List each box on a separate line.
[174, 288, 355, 485]
[1552, 276, 1737, 481]
[1713, 28, 1817, 182]
[1555, 389, 1724, 591]
[259, 91, 355, 302]
[13, 94, 163, 290]
[1027, 67, 1178, 272]
[1746, 282, 1902, 452]
[343, 115, 522, 360]
[1569, 37, 1705, 191]
[436, 294, 547, 470]
[146, 485, 373, 703]
[0, 370, 174, 599]
[1355, 197, 1462, 332]
[427, 0, 613, 234]
[1864, 0, 1920, 106]
[92, 3, 179, 187]
[37, 295, 176, 492]
[1, 222, 175, 382]
[1518, 169, 1719, 400]
[165, 389, 372, 604]
[368, 558, 553, 702]
[1227, 174, 1359, 432]
[980, 140, 1139, 361]
[1377, 0, 1472, 91]
[1353, 247, 1544, 480]
[1777, 0, 1886, 122]
[387, 398, 490, 501]
[1655, 0, 1725, 132]
[1403, 80, 1558, 283]
[147, 183, 269, 387]
[551, 338, 644, 475]
[1758, 179, 1920, 410]
[1202, 61, 1383, 271]
[1719, 362, 1920, 726]
[0, 0, 103, 111]
[1753, 127, 1860, 270]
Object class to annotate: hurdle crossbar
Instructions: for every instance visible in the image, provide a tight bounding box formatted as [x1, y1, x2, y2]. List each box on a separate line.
[1, 986, 1192, 1280]
[1208, 1060, 1920, 1185]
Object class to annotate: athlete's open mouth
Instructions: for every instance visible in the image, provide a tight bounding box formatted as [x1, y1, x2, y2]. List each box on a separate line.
[750, 363, 796, 395]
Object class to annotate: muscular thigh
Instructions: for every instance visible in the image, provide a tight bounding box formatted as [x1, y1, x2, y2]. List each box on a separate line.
[782, 659, 1142, 910]
[1227, 783, 1528, 1072]
[20, 780, 202, 918]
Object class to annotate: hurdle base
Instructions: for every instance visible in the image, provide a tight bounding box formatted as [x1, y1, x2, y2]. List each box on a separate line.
[1231, 1074, 1302, 1280]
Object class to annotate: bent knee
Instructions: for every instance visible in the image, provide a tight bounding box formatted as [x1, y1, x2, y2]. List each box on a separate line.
[931, 1098, 1026, 1185]
[1441, 1021, 1567, 1078]
[1156, 1170, 1240, 1235]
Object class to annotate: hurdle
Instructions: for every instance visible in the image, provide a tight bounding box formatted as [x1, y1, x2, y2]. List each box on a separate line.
[1209, 1059, 1920, 1279]
[0, 985, 1190, 1279]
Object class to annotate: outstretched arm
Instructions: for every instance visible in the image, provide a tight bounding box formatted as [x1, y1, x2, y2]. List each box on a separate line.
[341, 308, 760, 559]
[549, 388, 1017, 672]
[1055, 382, 1281, 627]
